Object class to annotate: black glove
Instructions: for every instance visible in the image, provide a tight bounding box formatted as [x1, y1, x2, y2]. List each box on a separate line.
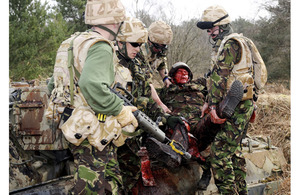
[166, 116, 184, 129]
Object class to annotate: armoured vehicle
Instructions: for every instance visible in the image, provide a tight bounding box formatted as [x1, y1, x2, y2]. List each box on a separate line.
[9, 80, 287, 195]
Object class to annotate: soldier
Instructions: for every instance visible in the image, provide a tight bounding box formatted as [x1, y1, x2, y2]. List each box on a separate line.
[114, 17, 182, 194]
[158, 62, 216, 191]
[115, 17, 171, 114]
[46, 0, 140, 194]
[139, 21, 173, 88]
[159, 62, 245, 191]
[196, 5, 265, 194]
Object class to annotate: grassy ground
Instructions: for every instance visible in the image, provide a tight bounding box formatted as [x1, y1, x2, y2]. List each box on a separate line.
[248, 82, 291, 194]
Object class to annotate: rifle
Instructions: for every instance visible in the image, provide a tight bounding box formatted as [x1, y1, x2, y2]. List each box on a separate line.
[109, 82, 191, 160]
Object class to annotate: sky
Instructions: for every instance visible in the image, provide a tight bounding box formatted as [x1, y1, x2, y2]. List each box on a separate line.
[120, 0, 275, 24]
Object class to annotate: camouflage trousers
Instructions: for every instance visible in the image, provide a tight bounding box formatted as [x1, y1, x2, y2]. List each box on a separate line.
[117, 138, 141, 194]
[116, 96, 165, 193]
[209, 100, 254, 195]
[68, 140, 123, 195]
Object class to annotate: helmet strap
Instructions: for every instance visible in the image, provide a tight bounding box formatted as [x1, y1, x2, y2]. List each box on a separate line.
[96, 22, 123, 41]
[117, 41, 130, 60]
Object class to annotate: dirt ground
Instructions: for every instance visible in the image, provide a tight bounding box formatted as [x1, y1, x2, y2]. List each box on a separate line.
[248, 82, 291, 194]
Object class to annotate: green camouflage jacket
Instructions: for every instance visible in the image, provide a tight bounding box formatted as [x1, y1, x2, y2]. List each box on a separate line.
[207, 39, 241, 106]
[116, 52, 164, 120]
[159, 78, 207, 128]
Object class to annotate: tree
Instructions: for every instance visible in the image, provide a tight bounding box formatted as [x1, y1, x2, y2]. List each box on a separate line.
[55, 0, 87, 32]
[254, 0, 290, 81]
[9, 0, 69, 80]
[167, 19, 211, 79]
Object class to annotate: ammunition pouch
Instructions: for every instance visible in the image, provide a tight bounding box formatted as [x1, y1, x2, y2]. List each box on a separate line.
[60, 105, 134, 151]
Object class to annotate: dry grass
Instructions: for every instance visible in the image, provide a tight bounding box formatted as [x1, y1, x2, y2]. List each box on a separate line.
[248, 82, 291, 194]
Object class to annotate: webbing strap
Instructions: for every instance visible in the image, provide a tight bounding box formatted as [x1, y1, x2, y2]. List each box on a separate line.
[67, 33, 81, 105]
[121, 129, 143, 137]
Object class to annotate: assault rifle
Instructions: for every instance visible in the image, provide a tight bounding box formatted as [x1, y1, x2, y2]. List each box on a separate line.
[109, 82, 191, 160]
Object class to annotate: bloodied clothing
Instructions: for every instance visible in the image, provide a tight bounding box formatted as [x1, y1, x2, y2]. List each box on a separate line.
[159, 79, 218, 174]
[207, 38, 255, 194]
[159, 79, 207, 130]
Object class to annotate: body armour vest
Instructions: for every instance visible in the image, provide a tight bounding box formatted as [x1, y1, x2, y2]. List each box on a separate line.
[212, 33, 267, 100]
[49, 31, 115, 109]
[44, 31, 129, 151]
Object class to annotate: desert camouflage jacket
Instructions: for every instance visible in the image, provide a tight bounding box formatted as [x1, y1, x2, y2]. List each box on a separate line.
[139, 43, 168, 75]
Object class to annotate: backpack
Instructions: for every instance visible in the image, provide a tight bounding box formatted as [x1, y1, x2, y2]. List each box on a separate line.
[243, 36, 268, 90]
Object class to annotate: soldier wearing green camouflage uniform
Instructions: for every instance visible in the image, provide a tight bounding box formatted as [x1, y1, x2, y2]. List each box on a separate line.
[114, 17, 187, 194]
[139, 21, 173, 87]
[197, 5, 260, 194]
[159, 62, 221, 191]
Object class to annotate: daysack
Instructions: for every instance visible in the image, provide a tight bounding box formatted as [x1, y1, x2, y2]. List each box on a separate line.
[243, 36, 268, 90]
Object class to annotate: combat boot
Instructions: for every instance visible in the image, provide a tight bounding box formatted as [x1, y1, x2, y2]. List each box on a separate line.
[193, 80, 244, 152]
[145, 124, 189, 168]
[197, 168, 212, 190]
[217, 79, 244, 118]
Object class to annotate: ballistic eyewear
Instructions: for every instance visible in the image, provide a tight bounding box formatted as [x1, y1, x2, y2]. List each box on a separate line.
[129, 42, 142, 48]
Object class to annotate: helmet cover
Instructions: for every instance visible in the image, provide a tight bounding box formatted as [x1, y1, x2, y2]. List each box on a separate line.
[85, 0, 126, 25]
[148, 21, 173, 44]
[116, 17, 148, 43]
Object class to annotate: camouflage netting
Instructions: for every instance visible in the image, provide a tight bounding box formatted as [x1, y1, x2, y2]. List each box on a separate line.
[248, 82, 291, 194]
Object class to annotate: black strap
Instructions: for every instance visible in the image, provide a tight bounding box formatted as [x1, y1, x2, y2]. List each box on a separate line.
[213, 14, 229, 25]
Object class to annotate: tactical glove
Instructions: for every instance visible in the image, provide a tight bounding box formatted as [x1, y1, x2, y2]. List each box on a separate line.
[166, 115, 185, 129]
[116, 106, 138, 128]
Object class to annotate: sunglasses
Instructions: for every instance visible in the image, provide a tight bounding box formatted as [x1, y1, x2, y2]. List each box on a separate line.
[151, 41, 167, 50]
[129, 42, 142, 48]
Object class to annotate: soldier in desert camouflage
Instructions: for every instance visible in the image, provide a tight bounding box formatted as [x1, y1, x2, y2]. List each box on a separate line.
[46, 0, 141, 194]
[138, 21, 173, 88]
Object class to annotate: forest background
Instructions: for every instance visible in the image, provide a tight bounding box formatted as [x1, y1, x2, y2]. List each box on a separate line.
[8, 0, 290, 88]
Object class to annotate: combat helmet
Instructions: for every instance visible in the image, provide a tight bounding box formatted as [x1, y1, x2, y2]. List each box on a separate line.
[85, 0, 126, 25]
[116, 17, 148, 43]
[169, 62, 193, 81]
[196, 5, 231, 30]
[148, 21, 173, 45]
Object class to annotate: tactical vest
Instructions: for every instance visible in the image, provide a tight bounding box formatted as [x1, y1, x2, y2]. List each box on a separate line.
[45, 31, 130, 151]
[115, 62, 133, 90]
[212, 33, 267, 100]
[50, 31, 115, 108]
